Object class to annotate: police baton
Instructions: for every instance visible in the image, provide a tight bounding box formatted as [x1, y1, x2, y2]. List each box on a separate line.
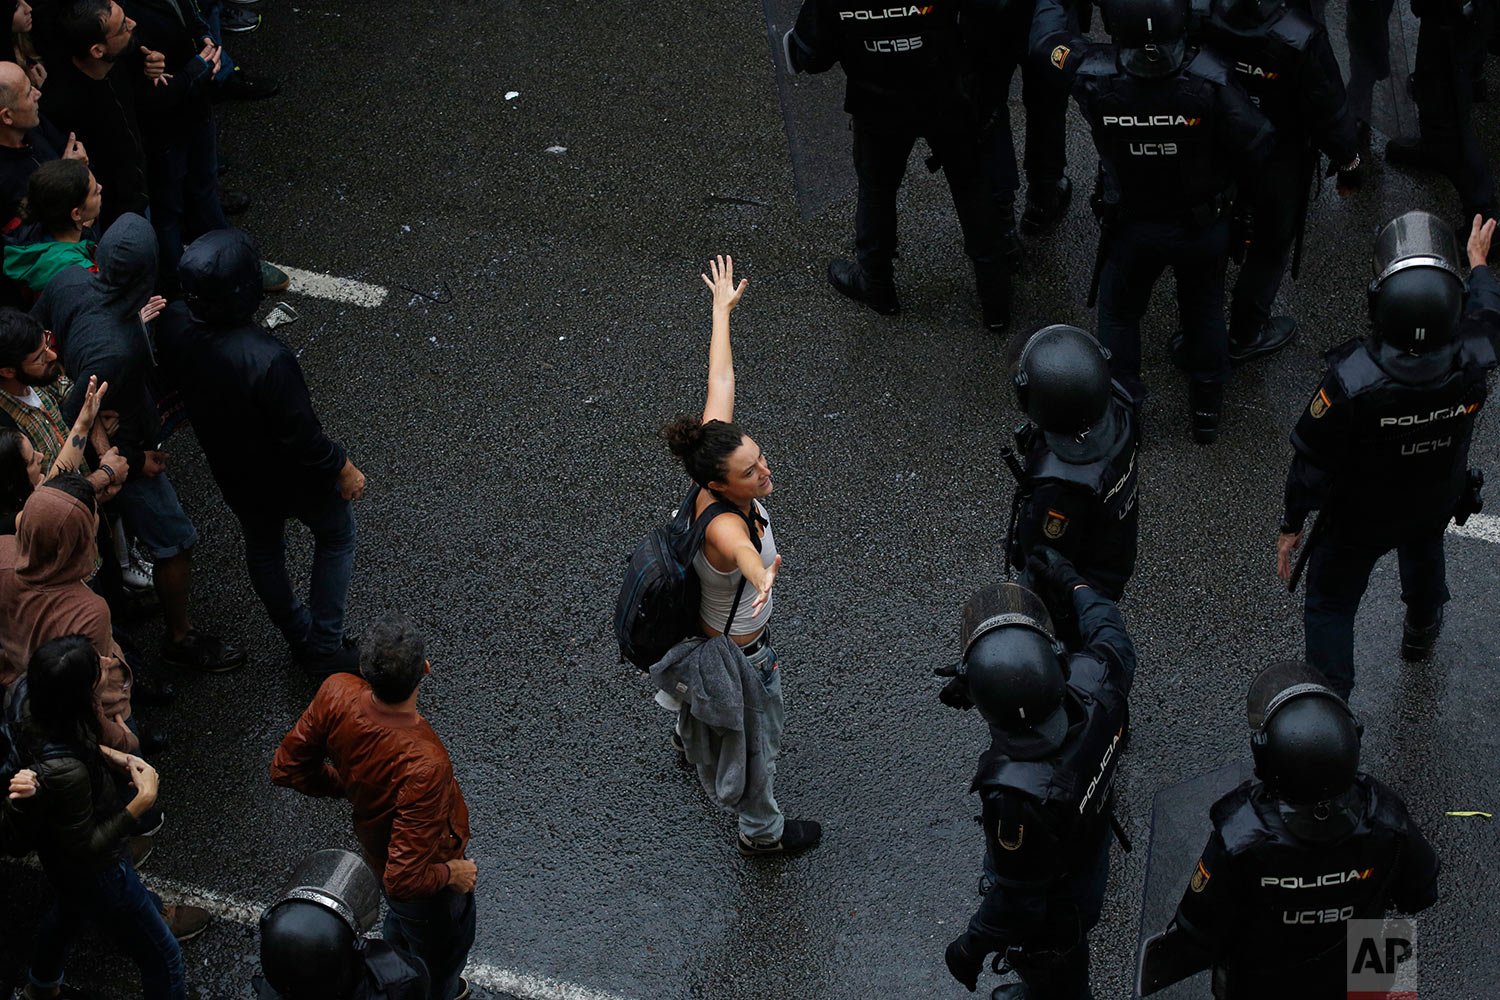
[1289, 150, 1319, 281]
[1286, 512, 1325, 593]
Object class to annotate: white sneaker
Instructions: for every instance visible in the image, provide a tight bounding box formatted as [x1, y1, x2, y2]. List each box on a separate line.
[122, 541, 155, 590]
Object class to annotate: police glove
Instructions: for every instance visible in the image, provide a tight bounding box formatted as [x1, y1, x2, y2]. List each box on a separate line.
[944, 933, 985, 992]
[1026, 545, 1090, 607]
[934, 662, 974, 711]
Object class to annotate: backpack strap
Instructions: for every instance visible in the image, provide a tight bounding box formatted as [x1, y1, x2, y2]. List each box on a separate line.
[686, 486, 764, 636]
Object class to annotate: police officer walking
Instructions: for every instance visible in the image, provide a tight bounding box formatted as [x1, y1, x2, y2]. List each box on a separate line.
[1005, 324, 1140, 602]
[784, 0, 1011, 331]
[1385, 0, 1499, 223]
[937, 549, 1135, 999]
[966, 0, 1075, 267]
[1189, 0, 1363, 362]
[1141, 662, 1438, 997]
[1031, 0, 1275, 443]
[1278, 212, 1500, 698]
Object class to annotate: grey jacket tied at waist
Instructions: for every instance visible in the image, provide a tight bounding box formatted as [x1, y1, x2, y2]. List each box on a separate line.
[649, 636, 771, 816]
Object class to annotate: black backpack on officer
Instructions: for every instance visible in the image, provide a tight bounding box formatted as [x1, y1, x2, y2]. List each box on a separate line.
[614, 484, 756, 671]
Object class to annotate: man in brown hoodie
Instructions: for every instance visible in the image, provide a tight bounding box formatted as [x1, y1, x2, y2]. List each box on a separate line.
[0, 472, 134, 752]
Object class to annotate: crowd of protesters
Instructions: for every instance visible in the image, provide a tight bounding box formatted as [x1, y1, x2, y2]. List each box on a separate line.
[0, 1, 470, 997]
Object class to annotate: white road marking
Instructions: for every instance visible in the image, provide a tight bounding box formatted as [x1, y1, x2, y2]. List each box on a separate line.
[9, 862, 635, 1000]
[268, 263, 389, 308]
[1447, 512, 1500, 545]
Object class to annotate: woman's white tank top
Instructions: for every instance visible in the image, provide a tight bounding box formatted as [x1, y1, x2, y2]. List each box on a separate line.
[692, 500, 775, 636]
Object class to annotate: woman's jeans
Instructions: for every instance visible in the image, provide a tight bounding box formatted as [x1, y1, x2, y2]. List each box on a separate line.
[737, 641, 785, 844]
[30, 854, 184, 1000]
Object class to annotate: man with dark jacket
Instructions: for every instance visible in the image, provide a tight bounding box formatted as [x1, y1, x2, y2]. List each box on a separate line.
[0, 62, 89, 232]
[33, 213, 244, 674]
[272, 613, 478, 1000]
[36, 0, 151, 232]
[157, 228, 365, 675]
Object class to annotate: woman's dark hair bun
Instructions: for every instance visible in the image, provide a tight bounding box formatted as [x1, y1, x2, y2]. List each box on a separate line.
[659, 414, 705, 459]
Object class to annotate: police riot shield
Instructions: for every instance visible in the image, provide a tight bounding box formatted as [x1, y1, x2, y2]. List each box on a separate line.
[1371, 210, 1463, 287]
[1134, 760, 1253, 998]
[960, 581, 1058, 659]
[760, 0, 857, 219]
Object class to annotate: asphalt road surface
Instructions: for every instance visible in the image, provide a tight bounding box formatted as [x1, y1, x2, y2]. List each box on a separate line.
[2, 1, 1498, 998]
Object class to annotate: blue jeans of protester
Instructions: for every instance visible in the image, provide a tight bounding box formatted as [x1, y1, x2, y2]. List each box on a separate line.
[737, 640, 785, 844]
[236, 495, 357, 656]
[30, 855, 184, 1000]
[147, 114, 229, 282]
[383, 889, 476, 1000]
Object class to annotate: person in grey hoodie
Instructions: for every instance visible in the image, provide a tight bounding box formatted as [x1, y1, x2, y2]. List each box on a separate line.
[33, 212, 244, 673]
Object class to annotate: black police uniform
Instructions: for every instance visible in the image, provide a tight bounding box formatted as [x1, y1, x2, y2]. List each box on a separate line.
[1282, 265, 1500, 697]
[966, 0, 1071, 242]
[1010, 385, 1141, 600]
[1172, 775, 1438, 997]
[786, 0, 1006, 304]
[1031, 0, 1275, 396]
[1191, 0, 1359, 346]
[253, 939, 429, 1000]
[962, 584, 1135, 998]
[1389, 0, 1498, 219]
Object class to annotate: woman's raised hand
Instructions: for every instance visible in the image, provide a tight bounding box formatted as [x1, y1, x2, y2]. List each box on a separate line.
[701, 254, 748, 313]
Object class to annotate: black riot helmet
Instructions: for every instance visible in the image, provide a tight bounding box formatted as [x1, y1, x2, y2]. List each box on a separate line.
[259, 849, 381, 999]
[1368, 210, 1466, 353]
[261, 901, 361, 997]
[1103, 0, 1189, 78]
[1248, 662, 1363, 805]
[1014, 324, 1114, 447]
[961, 583, 1070, 758]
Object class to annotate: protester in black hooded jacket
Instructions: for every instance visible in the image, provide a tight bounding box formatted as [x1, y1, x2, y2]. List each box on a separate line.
[157, 229, 366, 676]
[33, 212, 245, 675]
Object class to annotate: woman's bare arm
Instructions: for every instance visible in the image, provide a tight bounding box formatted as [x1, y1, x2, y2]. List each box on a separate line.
[700, 255, 747, 425]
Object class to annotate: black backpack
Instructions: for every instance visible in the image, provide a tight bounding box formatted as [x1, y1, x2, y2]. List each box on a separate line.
[614, 484, 761, 670]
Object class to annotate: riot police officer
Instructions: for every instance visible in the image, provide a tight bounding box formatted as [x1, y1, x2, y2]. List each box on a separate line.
[1031, 0, 1275, 443]
[253, 850, 430, 1000]
[1188, 0, 1363, 362]
[1005, 324, 1140, 601]
[965, 0, 1074, 267]
[1385, 0, 1498, 223]
[938, 551, 1135, 999]
[1277, 211, 1500, 698]
[1141, 662, 1438, 997]
[784, 0, 1011, 331]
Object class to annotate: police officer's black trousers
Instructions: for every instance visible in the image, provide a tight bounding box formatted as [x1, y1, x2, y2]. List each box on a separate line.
[1304, 524, 1451, 697]
[1095, 216, 1231, 389]
[1345, 0, 1396, 124]
[852, 116, 1006, 294]
[966, 826, 1109, 999]
[977, 34, 1069, 211]
[1231, 139, 1305, 342]
[1414, 11, 1496, 215]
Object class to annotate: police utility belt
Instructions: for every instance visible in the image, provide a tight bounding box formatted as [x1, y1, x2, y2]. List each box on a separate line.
[1093, 188, 1233, 228]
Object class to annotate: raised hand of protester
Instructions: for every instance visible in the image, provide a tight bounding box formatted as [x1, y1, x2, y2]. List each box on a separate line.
[8, 768, 37, 800]
[141, 46, 170, 85]
[701, 254, 748, 314]
[139, 295, 167, 325]
[61, 132, 87, 163]
[1468, 214, 1495, 268]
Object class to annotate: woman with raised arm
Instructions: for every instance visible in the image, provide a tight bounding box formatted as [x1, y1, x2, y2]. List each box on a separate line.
[658, 254, 820, 858]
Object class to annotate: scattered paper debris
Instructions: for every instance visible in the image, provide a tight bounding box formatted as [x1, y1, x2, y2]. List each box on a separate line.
[262, 302, 299, 329]
[544, 145, 567, 155]
[505, 91, 519, 100]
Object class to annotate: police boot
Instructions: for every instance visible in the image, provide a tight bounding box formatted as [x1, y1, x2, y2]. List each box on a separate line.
[1384, 137, 1441, 170]
[998, 203, 1024, 273]
[827, 259, 900, 315]
[945, 934, 986, 992]
[1021, 176, 1073, 236]
[1401, 608, 1443, 661]
[1187, 380, 1224, 445]
[1228, 316, 1297, 365]
[1002, 940, 1094, 1000]
[974, 259, 1011, 333]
